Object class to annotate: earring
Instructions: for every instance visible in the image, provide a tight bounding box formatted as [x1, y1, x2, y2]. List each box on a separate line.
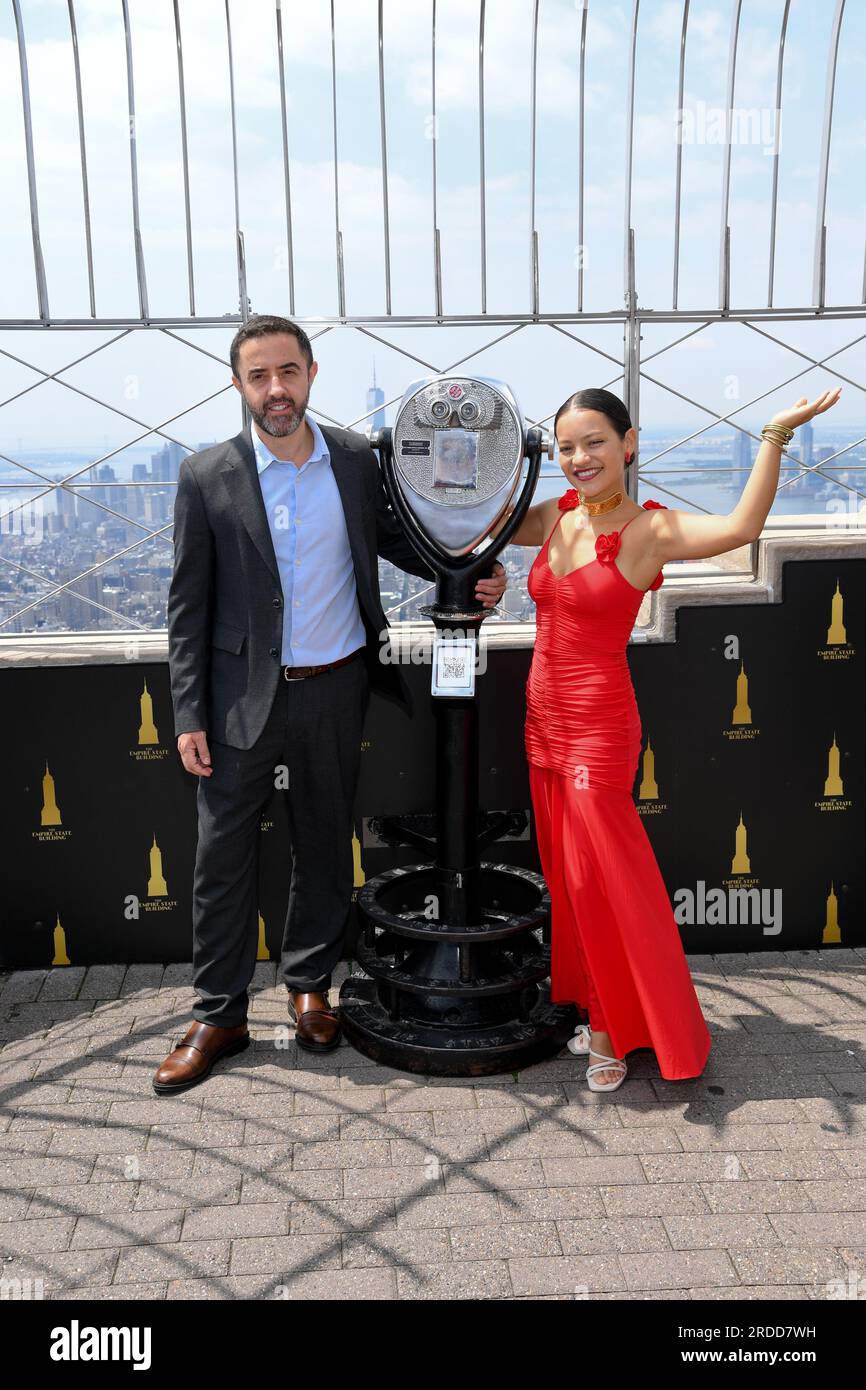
[625, 452, 633, 464]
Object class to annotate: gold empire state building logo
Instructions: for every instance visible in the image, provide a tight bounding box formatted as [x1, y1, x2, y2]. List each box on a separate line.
[256, 910, 270, 960]
[827, 580, 846, 644]
[724, 661, 758, 740]
[824, 734, 843, 797]
[148, 834, 168, 896]
[131, 679, 168, 760]
[353, 828, 366, 906]
[639, 738, 658, 799]
[52, 911, 71, 966]
[820, 578, 853, 660]
[141, 832, 177, 912]
[724, 811, 759, 888]
[816, 734, 851, 811]
[352, 827, 366, 896]
[41, 761, 60, 825]
[138, 679, 158, 744]
[822, 881, 841, 945]
[731, 811, 751, 874]
[732, 663, 751, 724]
[33, 761, 71, 841]
[636, 737, 666, 815]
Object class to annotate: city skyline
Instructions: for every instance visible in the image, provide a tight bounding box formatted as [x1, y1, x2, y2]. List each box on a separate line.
[0, 360, 859, 639]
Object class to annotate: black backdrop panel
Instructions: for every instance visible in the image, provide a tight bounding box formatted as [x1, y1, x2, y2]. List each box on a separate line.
[2, 557, 862, 968]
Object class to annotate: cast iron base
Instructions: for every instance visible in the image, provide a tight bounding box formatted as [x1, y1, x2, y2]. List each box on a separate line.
[338, 861, 578, 1076]
[339, 977, 577, 1076]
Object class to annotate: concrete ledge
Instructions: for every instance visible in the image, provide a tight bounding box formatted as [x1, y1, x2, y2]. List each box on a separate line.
[644, 527, 866, 644]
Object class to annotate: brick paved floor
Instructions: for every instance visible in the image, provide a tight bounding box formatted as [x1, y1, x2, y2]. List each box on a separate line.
[1, 950, 865, 1301]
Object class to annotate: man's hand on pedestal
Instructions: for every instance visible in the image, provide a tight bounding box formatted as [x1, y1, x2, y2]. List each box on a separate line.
[475, 560, 507, 609]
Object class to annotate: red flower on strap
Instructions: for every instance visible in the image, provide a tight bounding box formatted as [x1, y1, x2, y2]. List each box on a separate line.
[642, 501, 667, 587]
[595, 531, 621, 564]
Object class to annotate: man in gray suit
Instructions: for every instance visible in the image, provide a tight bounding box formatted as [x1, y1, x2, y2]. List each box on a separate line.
[154, 315, 506, 1093]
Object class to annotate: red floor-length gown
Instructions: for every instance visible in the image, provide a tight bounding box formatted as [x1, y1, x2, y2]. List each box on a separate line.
[525, 495, 711, 1080]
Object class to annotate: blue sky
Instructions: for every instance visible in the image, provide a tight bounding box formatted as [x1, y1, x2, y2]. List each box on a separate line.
[0, 0, 864, 455]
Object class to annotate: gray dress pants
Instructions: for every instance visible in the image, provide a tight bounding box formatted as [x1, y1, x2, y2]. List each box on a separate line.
[191, 654, 370, 1027]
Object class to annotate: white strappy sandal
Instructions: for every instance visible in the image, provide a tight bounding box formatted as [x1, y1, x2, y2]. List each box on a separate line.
[566, 1024, 592, 1055]
[586, 1046, 628, 1092]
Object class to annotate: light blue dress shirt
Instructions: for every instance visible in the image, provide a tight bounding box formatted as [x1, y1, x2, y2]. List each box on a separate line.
[251, 416, 366, 666]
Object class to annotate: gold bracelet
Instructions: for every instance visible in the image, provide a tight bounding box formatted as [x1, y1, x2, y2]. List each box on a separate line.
[761, 425, 794, 449]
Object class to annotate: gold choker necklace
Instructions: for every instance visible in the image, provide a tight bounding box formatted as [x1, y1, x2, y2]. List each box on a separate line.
[576, 488, 624, 516]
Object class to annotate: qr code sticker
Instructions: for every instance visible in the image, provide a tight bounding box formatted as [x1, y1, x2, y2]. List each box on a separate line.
[432, 638, 475, 696]
[441, 654, 468, 680]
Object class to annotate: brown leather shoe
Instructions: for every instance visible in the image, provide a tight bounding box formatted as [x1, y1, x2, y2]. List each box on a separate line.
[287, 990, 341, 1053]
[152, 1020, 250, 1095]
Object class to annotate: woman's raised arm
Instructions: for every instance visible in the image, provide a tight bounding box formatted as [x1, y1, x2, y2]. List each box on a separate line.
[647, 388, 842, 563]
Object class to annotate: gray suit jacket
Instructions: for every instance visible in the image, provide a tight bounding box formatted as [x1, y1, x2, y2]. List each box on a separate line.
[167, 422, 437, 750]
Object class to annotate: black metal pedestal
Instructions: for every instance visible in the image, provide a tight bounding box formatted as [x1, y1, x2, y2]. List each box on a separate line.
[340, 861, 577, 1075]
[339, 559, 577, 1076]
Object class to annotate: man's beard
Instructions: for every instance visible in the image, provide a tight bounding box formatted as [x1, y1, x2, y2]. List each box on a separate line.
[246, 384, 309, 438]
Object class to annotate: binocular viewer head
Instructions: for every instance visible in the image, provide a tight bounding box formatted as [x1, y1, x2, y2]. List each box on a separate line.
[369, 374, 552, 558]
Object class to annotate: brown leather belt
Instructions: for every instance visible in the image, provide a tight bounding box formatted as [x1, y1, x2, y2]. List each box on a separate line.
[282, 646, 365, 681]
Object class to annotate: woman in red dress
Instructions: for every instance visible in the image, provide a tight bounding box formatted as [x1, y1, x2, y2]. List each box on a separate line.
[502, 385, 842, 1090]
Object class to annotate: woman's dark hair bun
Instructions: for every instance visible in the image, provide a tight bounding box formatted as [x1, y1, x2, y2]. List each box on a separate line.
[553, 388, 633, 446]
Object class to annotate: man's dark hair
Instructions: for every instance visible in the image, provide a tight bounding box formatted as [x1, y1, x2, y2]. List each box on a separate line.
[230, 314, 314, 378]
[554, 388, 633, 449]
